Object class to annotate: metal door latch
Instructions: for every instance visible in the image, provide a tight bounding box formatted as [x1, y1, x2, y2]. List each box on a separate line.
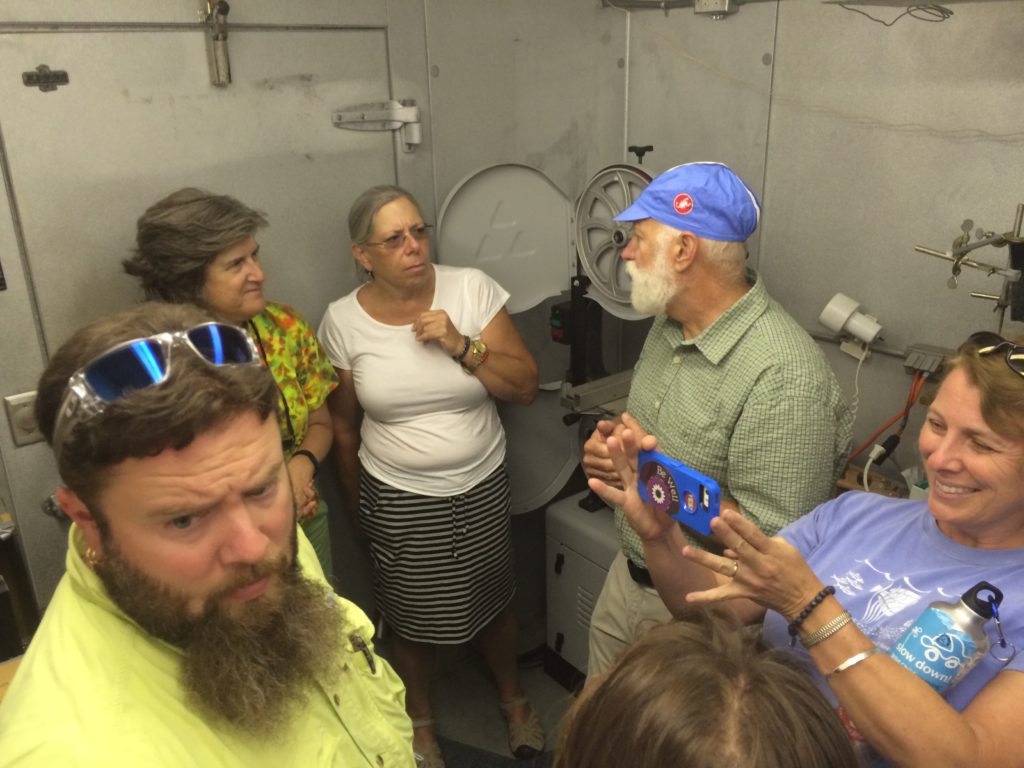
[22, 65, 69, 92]
[331, 100, 422, 153]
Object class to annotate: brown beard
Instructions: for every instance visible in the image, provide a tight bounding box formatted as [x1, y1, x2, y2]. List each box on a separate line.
[93, 532, 346, 736]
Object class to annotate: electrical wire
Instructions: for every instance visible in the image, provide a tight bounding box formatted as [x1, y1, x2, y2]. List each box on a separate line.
[848, 371, 927, 462]
[837, 4, 953, 27]
[862, 453, 878, 492]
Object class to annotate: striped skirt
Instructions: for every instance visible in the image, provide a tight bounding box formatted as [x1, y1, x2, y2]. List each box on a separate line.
[359, 464, 516, 644]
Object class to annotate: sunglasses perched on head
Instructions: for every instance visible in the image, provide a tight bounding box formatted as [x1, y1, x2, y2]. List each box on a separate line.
[53, 322, 260, 452]
[963, 331, 1024, 377]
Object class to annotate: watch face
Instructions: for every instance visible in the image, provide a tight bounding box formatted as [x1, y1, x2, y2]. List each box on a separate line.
[466, 338, 487, 369]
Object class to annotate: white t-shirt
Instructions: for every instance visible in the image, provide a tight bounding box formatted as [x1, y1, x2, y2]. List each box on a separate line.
[318, 264, 509, 496]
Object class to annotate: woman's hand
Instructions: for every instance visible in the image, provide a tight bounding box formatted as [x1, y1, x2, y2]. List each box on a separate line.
[682, 509, 823, 620]
[287, 458, 319, 522]
[412, 310, 464, 357]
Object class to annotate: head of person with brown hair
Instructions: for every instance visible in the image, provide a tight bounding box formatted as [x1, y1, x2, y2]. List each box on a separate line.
[124, 187, 269, 323]
[947, 331, 1024, 443]
[555, 608, 860, 768]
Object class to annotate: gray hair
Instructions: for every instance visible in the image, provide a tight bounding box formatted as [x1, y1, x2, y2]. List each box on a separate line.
[36, 302, 278, 512]
[123, 188, 268, 304]
[701, 237, 748, 285]
[348, 185, 423, 245]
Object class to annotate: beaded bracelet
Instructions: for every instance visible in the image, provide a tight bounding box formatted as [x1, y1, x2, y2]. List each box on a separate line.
[801, 611, 852, 648]
[452, 335, 471, 363]
[827, 647, 881, 678]
[788, 585, 835, 647]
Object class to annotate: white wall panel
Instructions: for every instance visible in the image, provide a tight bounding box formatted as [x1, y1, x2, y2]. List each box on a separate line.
[625, 2, 777, 263]
[425, 0, 626, 204]
[760, 0, 1024, 469]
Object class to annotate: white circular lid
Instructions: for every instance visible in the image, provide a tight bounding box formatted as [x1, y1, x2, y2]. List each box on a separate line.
[436, 163, 572, 314]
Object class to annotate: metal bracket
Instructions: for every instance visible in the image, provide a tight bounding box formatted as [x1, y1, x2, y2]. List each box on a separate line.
[560, 370, 633, 415]
[331, 100, 422, 153]
[22, 65, 69, 93]
[203, 0, 231, 87]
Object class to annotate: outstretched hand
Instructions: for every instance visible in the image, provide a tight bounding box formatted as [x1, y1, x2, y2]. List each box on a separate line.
[682, 509, 822, 619]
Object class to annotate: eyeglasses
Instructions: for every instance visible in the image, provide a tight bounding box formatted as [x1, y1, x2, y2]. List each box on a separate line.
[964, 331, 1024, 377]
[363, 223, 433, 251]
[53, 322, 260, 452]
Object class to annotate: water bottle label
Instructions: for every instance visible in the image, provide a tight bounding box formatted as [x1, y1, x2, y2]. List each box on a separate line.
[891, 608, 977, 693]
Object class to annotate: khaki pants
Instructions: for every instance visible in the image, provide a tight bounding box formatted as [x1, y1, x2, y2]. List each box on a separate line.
[586, 551, 673, 679]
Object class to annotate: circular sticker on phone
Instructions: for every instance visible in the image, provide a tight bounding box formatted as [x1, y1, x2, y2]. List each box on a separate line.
[639, 458, 680, 516]
[683, 491, 696, 512]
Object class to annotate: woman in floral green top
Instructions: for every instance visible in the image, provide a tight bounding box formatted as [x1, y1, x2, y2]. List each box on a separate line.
[124, 188, 338, 576]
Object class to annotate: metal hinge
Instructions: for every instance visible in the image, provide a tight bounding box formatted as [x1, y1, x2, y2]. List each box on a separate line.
[331, 99, 422, 153]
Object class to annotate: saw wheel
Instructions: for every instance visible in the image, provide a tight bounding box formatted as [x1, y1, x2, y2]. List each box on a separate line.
[574, 163, 652, 313]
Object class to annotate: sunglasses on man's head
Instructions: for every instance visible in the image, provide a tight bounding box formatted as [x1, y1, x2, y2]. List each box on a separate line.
[964, 331, 1024, 377]
[53, 322, 260, 452]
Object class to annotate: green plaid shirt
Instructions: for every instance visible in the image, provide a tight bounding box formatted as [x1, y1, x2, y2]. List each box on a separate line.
[619, 272, 852, 564]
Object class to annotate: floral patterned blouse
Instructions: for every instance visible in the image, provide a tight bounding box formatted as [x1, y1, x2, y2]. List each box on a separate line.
[248, 302, 338, 456]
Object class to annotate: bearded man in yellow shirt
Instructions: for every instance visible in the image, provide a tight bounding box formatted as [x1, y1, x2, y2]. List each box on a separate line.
[0, 302, 414, 767]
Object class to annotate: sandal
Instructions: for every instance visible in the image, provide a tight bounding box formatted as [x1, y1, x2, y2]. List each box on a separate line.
[411, 718, 445, 768]
[498, 698, 545, 760]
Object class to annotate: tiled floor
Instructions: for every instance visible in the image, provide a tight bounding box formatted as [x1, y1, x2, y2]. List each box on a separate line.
[376, 637, 575, 765]
[433, 647, 573, 757]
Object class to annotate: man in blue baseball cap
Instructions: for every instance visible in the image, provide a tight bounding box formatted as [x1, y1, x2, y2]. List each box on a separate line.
[582, 162, 852, 676]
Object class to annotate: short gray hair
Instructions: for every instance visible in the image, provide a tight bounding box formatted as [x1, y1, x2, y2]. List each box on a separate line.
[124, 188, 268, 304]
[348, 185, 423, 245]
[701, 237, 748, 285]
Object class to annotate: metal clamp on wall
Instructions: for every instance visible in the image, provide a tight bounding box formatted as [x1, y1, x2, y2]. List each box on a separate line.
[203, 0, 232, 87]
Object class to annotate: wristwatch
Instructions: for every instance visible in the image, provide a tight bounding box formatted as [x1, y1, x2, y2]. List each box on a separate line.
[462, 338, 489, 372]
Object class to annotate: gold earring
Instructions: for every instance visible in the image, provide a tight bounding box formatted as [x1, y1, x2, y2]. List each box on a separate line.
[83, 546, 101, 569]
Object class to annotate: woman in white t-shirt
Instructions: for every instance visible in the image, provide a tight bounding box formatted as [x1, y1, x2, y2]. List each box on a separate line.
[318, 186, 541, 767]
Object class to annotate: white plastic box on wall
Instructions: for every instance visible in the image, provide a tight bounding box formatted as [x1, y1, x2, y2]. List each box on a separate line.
[544, 490, 619, 690]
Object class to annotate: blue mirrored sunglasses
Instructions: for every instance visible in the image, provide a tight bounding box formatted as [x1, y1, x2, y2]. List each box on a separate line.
[964, 331, 1024, 376]
[53, 322, 260, 452]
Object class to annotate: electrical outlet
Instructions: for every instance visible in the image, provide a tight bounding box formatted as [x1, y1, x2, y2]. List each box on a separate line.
[903, 344, 951, 375]
[3, 391, 44, 447]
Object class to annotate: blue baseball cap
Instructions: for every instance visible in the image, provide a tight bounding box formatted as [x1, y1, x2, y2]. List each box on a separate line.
[614, 162, 761, 242]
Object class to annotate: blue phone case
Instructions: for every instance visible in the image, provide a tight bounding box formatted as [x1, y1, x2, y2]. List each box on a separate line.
[637, 449, 721, 536]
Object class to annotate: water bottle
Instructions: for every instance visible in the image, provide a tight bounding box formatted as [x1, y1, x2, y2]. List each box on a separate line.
[889, 581, 1003, 694]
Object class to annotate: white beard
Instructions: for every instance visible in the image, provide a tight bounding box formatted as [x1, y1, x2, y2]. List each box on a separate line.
[627, 250, 677, 316]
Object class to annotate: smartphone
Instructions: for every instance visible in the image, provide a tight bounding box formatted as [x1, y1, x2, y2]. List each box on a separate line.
[637, 449, 721, 536]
